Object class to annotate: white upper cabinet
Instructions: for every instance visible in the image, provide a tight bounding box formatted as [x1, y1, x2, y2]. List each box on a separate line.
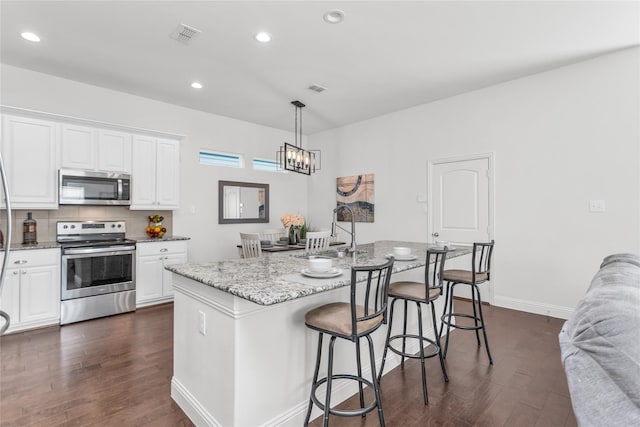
[60, 124, 97, 170]
[1, 114, 59, 209]
[98, 130, 132, 173]
[131, 135, 180, 210]
[61, 125, 131, 173]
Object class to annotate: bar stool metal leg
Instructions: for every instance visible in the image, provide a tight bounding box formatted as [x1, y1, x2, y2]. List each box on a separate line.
[366, 334, 386, 427]
[471, 285, 481, 346]
[355, 337, 365, 412]
[323, 336, 337, 427]
[474, 284, 493, 364]
[377, 298, 398, 383]
[430, 299, 448, 382]
[304, 333, 324, 426]
[415, 302, 429, 405]
[401, 300, 408, 368]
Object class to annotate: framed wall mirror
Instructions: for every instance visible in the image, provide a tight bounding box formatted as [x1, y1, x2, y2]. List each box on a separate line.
[218, 180, 269, 224]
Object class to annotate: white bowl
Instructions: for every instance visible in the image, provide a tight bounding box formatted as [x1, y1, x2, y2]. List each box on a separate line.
[308, 257, 332, 273]
[392, 247, 411, 257]
[435, 240, 451, 248]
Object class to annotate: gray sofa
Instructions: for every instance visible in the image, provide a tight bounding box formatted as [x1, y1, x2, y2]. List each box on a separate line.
[559, 253, 640, 426]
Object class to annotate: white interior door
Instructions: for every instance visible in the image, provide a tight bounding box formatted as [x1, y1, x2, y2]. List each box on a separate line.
[428, 153, 494, 302]
[429, 155, 492, 245]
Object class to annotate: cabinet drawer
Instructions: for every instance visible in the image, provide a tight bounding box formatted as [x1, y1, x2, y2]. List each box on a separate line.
[7, 248, 60, 268]
[136, 240, 187, 256]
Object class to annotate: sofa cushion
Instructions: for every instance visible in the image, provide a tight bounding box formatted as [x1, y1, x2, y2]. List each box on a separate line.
[559, 253, 640, 426]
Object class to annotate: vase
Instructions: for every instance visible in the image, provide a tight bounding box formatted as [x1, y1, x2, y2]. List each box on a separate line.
[289, 227, 299, 245]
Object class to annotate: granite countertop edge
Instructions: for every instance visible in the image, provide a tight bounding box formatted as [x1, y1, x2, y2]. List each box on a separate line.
[131, 235, 191, 243]
[167, 241, 472, 306]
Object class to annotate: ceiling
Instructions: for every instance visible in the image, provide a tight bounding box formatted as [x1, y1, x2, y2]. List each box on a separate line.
[1, 1, 638, 134]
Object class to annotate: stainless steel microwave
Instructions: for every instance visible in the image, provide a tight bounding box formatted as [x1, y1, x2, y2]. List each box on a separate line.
[59, 169, 131, 205]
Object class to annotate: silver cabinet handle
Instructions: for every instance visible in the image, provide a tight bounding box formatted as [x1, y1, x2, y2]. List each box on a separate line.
[432, 232, 439, 237]
[13, 259, 27, 265]
[160, 248, 168, 252]
[22, 271, 26, 275]
[12, 271, 18, 275]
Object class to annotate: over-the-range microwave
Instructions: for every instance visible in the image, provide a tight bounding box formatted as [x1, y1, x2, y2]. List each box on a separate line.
[59, 169, 131, 206]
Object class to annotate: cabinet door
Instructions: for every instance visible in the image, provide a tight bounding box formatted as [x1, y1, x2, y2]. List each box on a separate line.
[1, 115, 58, 208]
[60, 124, 97, 170]
[155, 139, 180, 209]
[162, 252, 188, 296]
[130, 135, 157, 209]
[18, 265, 60, 324]
[136, 254, 164, 304]
[0, 269, 21, 325]
[98, 130, 132, 173]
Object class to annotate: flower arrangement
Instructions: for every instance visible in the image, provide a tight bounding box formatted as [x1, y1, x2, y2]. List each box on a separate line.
[281, 214, 305, 229]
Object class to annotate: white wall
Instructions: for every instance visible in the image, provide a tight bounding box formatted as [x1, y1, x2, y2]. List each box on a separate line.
[0, 64, 309, 263]
[308, 47, 640, 318]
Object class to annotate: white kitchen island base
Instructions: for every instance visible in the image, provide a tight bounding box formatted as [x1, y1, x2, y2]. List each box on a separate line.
[171, 267, 446, 427]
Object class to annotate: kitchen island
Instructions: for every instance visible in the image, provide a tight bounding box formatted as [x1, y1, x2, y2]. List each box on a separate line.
[167, 241, 471, 427]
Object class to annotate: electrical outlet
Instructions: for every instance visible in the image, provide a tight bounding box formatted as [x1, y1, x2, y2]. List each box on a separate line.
[198, 310, 206, 335]
[589, 200, 606, 213]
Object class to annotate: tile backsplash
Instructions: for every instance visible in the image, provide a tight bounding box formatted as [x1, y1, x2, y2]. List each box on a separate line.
[0, 207, 173, 244]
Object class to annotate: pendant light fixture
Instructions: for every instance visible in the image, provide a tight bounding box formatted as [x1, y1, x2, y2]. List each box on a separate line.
[277, 100, 318, 175]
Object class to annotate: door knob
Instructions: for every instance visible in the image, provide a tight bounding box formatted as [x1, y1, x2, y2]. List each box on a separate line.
[432, 232, 439, 237]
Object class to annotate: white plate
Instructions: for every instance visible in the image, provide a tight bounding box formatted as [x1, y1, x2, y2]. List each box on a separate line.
[386, 254, 418, 261]
[301, 268, 343, 278]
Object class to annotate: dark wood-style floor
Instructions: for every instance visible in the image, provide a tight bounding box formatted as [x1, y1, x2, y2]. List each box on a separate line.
[0, 301, 576, 427]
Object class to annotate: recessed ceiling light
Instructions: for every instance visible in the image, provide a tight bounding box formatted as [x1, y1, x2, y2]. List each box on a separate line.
[191, 82, 203, 89]
[255, 32, 272, 43]
[20, 31, 41, 42]
[323, 9, 345, 24]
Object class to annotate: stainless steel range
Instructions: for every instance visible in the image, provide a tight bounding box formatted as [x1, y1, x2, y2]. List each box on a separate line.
[58, 220, 136, 325]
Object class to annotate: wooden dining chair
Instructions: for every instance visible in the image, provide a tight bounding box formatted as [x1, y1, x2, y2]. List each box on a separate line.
[261, 228, 286, 242]
[239, 232, 262, 258]
[305, 231, 331, 253]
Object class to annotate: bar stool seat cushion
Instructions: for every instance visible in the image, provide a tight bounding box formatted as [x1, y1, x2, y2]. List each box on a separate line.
[305, 302, 383, 337]
[388, 281, 441, 301]
[442, 269, 488, 284]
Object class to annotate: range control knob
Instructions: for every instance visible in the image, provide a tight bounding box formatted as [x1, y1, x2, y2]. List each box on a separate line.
[63, 225, 68, 229]
[117, 224, 122, 228]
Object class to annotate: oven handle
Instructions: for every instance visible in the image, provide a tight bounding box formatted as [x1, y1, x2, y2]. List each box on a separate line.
[62, 246, 136, 256]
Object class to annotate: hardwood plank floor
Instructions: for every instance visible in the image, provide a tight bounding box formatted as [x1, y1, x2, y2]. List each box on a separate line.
[0, 300, 576, 426]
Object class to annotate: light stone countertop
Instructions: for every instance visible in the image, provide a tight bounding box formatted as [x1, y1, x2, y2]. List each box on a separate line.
[0, 241, 61, 251]
[166, 240, 472, 306]
[129, 235, 191, 243]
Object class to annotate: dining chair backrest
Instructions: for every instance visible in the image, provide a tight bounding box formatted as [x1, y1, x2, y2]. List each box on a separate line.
[425, 247, 449, 297]
[240, 232, 262, 258]
[261, 228, 285, 242]
[349, 258, 395, 338]
[305, 231, 331, 252]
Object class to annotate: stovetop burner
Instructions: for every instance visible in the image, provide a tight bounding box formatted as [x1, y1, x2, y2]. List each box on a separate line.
[56, 220, 134, 247]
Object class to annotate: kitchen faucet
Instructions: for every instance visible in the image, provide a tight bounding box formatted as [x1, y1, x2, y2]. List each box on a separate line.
[331, 205, 356, 253]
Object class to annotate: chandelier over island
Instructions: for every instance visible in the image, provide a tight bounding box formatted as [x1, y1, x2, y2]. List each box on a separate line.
[277, 100, 319, 175]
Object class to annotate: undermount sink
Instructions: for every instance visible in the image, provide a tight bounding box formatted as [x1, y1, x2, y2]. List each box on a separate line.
[293, 248, 367, 259]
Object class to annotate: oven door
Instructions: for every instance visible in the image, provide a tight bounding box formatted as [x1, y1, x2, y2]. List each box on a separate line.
[61, 246, 135, 300]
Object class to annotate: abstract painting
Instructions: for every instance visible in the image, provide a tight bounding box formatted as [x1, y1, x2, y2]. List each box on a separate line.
[336, 174, 375, 222]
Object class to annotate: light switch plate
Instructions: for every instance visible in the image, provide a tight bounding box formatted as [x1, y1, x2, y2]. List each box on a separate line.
[589, 200, 606, 213]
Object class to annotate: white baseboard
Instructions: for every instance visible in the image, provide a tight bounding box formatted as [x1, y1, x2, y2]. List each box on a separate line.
[493, 295, 574, 320]
[171, 377, 221, 427]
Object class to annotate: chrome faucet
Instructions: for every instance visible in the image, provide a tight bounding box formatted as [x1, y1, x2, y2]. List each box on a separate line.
[331, 205, 356, 253]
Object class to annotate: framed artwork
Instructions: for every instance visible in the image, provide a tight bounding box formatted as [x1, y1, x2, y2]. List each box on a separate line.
[336, 173, 375, 222]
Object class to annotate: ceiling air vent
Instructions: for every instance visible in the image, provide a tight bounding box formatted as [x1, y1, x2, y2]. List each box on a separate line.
[170, 24, 202, 44]
[308, 84, 327, 93]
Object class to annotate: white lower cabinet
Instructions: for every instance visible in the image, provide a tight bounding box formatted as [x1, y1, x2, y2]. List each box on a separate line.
[0, 248, 60, 333]
[136, 240, 188, 307]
